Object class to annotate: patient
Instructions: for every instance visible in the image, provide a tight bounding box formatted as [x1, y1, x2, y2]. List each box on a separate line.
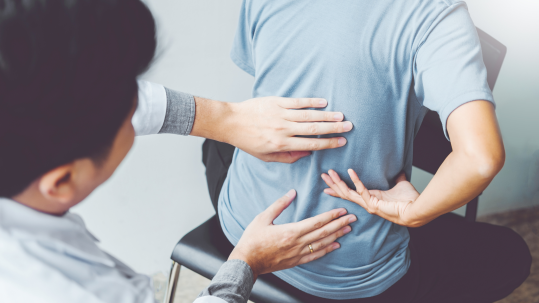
[211, 0, 531, 302]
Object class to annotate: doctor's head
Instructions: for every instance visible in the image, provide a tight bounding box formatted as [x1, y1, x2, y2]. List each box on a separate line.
[0, 0, 156, 214]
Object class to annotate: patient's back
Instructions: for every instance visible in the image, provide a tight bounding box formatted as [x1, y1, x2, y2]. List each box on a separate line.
[218, 0, 492, 299]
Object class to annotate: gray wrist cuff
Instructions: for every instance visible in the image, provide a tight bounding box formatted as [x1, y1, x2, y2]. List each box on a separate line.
[158, 88, 196, 136]
[197, 259, 254, 303]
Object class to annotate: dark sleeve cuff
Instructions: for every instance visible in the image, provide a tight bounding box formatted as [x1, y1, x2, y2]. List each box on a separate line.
[158, 88, 196, 136]
[197, 260, 254, 303]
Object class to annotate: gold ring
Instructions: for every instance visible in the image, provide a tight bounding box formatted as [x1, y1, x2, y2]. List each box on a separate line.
[308, 244, 314, 254]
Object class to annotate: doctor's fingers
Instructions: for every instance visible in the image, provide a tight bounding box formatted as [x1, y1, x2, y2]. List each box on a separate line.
[292, 207, 349, 235]
[283, 109, 345, 122]
[297, 241, 341, 266]
[300, 214, 356, 245]
[274, 97, 328, 109]
[287, 121, 353, 137]
[280, 137, 347, 152]
[299, 225, 352, 257]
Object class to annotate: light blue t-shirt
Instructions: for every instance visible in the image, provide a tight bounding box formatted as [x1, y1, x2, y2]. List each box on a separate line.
[219, 0, 494, 299]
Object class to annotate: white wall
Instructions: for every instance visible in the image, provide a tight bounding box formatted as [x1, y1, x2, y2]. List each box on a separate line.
[74, 0, 539, 276]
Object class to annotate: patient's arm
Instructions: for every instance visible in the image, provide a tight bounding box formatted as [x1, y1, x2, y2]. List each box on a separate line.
[322, 100, 504, 227]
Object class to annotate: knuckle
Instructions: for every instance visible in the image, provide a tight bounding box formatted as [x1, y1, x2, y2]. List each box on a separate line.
[273, 138, 286, 150]
[308, 141, 319, 150]
[282, 230, 296, 242]
[293, 98, 301, 107]
[274, 121, 286, 132]
[301, 111, 310, 121]
[314, 221, 323, 229]
[320, 229, 330, 238]
[308, 124, 318, 134]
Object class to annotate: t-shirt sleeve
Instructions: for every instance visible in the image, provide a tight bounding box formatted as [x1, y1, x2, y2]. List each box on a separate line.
[413, 2, 494, 140]
[230, 0, 255, 77]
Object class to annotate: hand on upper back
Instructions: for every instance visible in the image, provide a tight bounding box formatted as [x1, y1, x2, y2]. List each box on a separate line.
[227, 96, 353, 163]
[228, 189, 356, 280]
[321, 169, 420, 226]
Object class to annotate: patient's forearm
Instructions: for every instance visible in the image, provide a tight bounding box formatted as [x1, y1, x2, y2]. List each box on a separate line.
[404, 101, 504, 227]
[404, 150, 501, 227]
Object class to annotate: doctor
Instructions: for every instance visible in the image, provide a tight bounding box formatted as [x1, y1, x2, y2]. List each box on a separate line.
[0, 0, 356, 303]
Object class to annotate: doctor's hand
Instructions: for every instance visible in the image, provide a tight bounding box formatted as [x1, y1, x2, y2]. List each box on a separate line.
[191, 96, 353, 164]
[228, 189, 356, 281]
[321, 169, 420, 227]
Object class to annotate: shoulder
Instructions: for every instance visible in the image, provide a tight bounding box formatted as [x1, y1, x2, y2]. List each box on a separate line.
[0, 230, 103, 303]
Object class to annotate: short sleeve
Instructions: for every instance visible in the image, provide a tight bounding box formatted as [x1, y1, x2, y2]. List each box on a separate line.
[230, 0, 255, 77]
[413, 2, 494, 139]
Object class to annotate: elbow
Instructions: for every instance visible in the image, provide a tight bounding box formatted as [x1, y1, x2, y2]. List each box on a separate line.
[470, 147, 505, 180]
[405, 219, 427, 228]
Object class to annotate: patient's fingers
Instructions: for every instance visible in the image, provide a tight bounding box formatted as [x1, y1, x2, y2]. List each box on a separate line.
[348, 169, 372, 205]
[293, 208, 349, 235]
[290, 121, 353, 136]
[284, 109, 345, 122]
[323, 188, 339, 197]
[301, 214, 356, 244]
[283, 137, 347, 151]
[275, 97, 328, 109]
[321, 172, 346, 198]
[260, 151, 312, 164]
[328, 170, 356, 199]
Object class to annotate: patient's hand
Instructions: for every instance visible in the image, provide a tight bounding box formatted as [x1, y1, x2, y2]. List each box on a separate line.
[321, 169, 419, 227]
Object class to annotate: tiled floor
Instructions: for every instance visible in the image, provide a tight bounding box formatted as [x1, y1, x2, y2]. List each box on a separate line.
[170, 206, 539, 303]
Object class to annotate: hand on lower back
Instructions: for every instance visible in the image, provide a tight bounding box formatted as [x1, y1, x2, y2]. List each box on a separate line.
[321, 169, 419, 227]
[228, 189, 356, 281]
[227, 96, 353, 163]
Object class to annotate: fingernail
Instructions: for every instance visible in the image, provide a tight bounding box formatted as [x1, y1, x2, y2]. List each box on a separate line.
[339, 209, 347, 216]
[319, 99, 328, 106]
[286, 189, 296, 198]
[343, 226, 352, 234]
[338, 138, 347, 146]
[333, 113, 343, 121]
[332, 243, 340, 249]
[343, 121, 353, 131]
[349, 216, 357, 223]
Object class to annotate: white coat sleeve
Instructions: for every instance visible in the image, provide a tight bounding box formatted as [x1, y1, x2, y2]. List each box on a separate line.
[133, 80, 168, 136]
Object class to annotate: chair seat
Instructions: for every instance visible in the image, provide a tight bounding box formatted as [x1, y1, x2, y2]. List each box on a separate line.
[171, 216, 307, 303]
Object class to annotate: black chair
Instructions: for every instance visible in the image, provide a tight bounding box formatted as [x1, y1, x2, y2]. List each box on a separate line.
[164, 28, 507, 303]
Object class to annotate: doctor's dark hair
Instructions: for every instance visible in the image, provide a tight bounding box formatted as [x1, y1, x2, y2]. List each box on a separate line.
[0, 0, 156, 197]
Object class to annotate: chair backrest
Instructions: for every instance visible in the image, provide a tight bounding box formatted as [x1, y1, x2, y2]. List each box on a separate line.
[412, 27, 507, 174]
